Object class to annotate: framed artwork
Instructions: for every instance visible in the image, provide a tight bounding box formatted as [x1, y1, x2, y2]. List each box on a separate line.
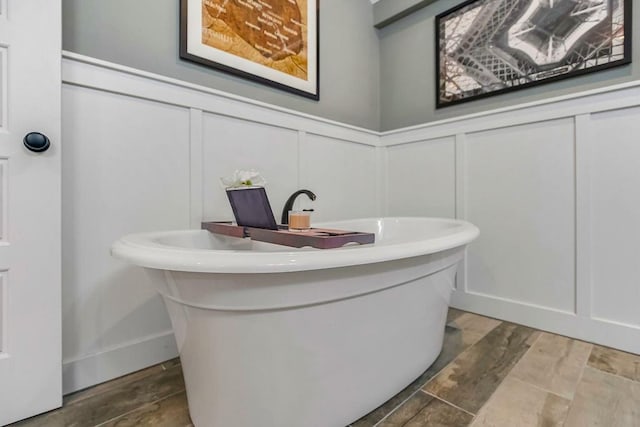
[180, 0, 319, 100]
[436, 0, 631, 108]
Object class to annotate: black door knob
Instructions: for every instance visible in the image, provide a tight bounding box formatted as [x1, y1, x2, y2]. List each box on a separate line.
[23, 132, 51, 153]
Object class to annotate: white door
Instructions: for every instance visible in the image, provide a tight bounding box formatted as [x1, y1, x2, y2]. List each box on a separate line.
[0, 0, 62, 424]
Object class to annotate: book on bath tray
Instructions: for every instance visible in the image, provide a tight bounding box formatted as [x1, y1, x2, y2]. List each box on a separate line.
[202, 186, 374, 249]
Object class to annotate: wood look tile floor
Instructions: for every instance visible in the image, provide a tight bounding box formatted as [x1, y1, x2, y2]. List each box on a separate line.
[12, 309, 640, 427]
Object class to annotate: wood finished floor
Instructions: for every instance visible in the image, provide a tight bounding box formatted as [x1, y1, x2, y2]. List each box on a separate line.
[12, 309, 640, 427]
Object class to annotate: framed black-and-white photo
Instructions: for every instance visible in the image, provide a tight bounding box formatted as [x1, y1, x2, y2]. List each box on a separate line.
[181, 0, 319, 100]
[436, 0, 632, 108]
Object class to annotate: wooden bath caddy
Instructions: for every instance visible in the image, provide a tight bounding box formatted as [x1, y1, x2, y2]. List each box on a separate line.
[201, 221, 375, 249]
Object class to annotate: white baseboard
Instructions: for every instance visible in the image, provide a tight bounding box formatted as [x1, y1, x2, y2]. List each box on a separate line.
[451, 290, 640, 355]
[62, 331, 178, 395]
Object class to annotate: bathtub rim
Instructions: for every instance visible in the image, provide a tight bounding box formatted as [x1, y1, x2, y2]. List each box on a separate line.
[111, 216, 479, 274]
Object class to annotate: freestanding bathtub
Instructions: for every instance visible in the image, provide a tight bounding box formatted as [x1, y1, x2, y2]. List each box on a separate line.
[111, 217, 478, 427]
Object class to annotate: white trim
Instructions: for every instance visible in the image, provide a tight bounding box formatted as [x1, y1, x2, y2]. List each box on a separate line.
[61, 52, 378, 146]
[454, 134, 467, 292]
[381, 80, 640, 138]
[451, 290, 640, 355]
[376, 146, 388, 217]
[454, 133, 466, 221]
[0, 159, 7, 242]
[61, 51, 640, 145]
[297, 130, 306, 190]
[62, 330, 178, 394]
[189, 108, 203, 229]
[574, 114, 593, 318]
[0, 273, 4, 353]
[381, 87, 640, 147]
[0, 47, 7, 131]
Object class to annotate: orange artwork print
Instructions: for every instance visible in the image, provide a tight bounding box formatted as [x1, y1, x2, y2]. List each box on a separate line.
[201, 0, 308, 80]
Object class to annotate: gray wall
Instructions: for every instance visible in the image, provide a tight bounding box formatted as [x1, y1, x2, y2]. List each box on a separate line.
[62, 0, 381, 130]
[379, 0, 640, 131]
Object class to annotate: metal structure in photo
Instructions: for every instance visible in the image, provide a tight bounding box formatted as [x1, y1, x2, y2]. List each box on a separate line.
[436, 0, 632, 108]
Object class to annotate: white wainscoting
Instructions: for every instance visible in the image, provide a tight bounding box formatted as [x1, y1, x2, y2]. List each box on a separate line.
[61, 52, 380, 394]
[61, 51, 640, 394]
[300, 134, 379, 221]
[386, 137, 455, 218]
[62, 84, 191, 394]
[590, 107, 640, 327]
[381, 83, 640, 356]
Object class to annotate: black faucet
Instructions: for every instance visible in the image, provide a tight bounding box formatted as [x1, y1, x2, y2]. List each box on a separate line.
[281, 189, 316, 224]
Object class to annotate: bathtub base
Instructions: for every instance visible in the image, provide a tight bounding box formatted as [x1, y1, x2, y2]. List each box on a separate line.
[153, 249, 462, 427]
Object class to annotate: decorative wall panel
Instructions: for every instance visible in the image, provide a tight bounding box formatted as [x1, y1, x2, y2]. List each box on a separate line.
[0, 159, 6, 241]
[0, 48, 7, 129]
[201, 114, 299, 223]
[464, 120, 576, 312]
[61, 54, 379, 393]
[301, 134, 378, 222]
[590, 106, 640, 327]
[386, 137, 455, 218]
[380, 80, 640, 354]
[0, 273, 4, 354]
[61, 52, 640, 390]
[62, 85, 190, 392]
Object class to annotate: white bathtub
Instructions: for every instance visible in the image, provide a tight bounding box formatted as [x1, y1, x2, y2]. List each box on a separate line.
[112, 217, 478, 427]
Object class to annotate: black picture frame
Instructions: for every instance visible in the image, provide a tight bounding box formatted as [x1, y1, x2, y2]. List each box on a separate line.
[180, 0, 319, 100]
[435, 0, 632, 108]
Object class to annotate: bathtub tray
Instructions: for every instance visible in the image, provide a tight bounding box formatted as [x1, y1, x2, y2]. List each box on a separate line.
[201, 221, 375, 249]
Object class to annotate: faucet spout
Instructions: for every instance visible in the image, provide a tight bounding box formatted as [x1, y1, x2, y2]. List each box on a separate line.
[281, 189, 316, 224]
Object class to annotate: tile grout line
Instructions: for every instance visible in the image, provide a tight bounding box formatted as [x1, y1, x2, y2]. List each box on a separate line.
[446, 327, 539, 421]
[557, 344, 593, 426]
[372, 317, 505, 426]
[396, 395, 431, 427]
[475, 328, 546, 408]
[587, 342, 640, 385]
[92, 388, 187, 427]
[506, 330, 543, 374]
[63, 370, 161, 407]
[63, 359, 182, 408]
[509, 376, 573, 401]
[587, 363, 640, 385]
[463, 371, 510, 424]
[371, 386, 425, 427]
[487, 328, 544, 406]
[508, 335, 599, 402]
[386, 391, 435, 427]
[422, 324, 539, 422]
[572, 343, 592, 392]
[512, 338, 594, 403]
[422, 390, 476, 418]
[466, 342, 542, 424]
[504, 332, 582, 401]
[421, 319, 503, 390]
[371, 316, 502, 426]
